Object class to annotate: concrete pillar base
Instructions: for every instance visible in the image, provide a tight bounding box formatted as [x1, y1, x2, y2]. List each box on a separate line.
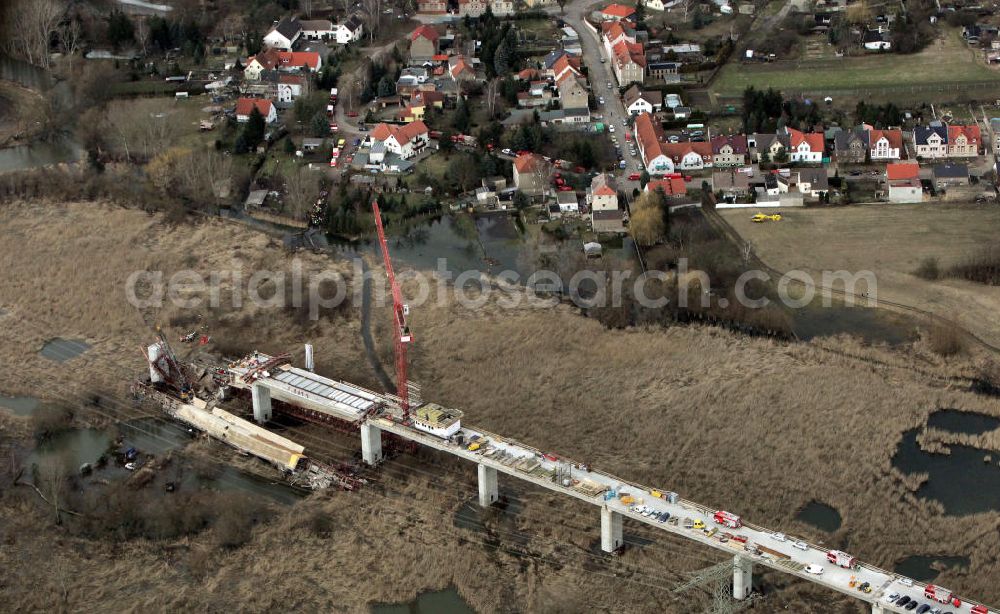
[872, 604, 885, 614]
[251, 383, 272, 423]
[733, 555, 752, 599]
[477, 464, 498, 507]
[361, 422, 383, 466]
[600, 506, 623, 553]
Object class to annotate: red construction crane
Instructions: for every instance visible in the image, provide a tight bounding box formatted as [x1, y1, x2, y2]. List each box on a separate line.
[371, 201, 412, 420]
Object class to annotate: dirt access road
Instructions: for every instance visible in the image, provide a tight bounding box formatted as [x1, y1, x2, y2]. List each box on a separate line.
[719, 204, 1000, 348]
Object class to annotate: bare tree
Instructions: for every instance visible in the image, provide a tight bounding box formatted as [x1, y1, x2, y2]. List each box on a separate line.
[484, 78, 500, 120]
[135, 17, 150, 56]
[1, 0, 66, 68]
[59, 18, 83, 57]
[301, 0, 315, 17]
[283, 166, 320, 220]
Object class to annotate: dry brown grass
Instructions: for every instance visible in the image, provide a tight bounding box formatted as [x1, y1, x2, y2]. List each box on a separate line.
[3, 201, 1000, 612]
[720, 204, 1000, 347]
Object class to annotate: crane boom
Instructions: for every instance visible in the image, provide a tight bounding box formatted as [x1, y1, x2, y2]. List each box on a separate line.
[371, 201, 412, 419]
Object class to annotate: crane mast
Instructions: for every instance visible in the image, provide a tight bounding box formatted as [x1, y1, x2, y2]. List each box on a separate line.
[371, 201, 412, 420]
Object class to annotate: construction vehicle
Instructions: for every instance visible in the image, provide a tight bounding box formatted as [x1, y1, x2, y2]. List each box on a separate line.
[692, 519, 706, 530]
[713, 510, 742, 528]
[751, 212, 782, 223]
[372, 201, 413, 419]
[827, 550, 860, 569]
[849, 575, 858, 588]
[857, 581, 872, 594]
[924, 585, 961, 606]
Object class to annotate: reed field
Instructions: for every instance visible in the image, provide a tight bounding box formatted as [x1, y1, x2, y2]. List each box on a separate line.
[3, 201, 1000, 612]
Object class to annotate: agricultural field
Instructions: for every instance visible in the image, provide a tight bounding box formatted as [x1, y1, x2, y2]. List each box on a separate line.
[712, 28, 998, 98]
[720, 204, 1000, 347]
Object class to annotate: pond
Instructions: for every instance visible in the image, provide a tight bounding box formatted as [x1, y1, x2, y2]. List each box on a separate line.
[371, 587, 476, 614]
[927, 409, 1000, 436]
[0, 394, 40, 416]
[792, 304, 918, 346]
[39, 338, 92, 362]
[893, 555, 970, 582]
[795, 501, 842, 533]
[0, 137, 83, 174]
[892, 427, 1000, 515]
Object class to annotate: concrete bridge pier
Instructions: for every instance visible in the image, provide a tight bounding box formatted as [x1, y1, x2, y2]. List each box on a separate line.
[872, 604, 885, 614]
[361, 422, 383, 466]
[251, 383, 272, 423]
[733, 555, 753, 599]
[477, 464, 499, 507]
[600, 506, 623, 553]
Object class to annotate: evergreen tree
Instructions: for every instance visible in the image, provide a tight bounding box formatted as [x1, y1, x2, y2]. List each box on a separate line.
[107, 11, 135, 49]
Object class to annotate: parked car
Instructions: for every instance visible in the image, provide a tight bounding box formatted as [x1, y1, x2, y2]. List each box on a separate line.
[608, 125, 615, 133]
[598, 97, 605, 105]
[628, 172, 641, 180]
[771, 532, 787, 542]
[905, 601, 918, 611]
[899, 579, 914, 587]
[886, 593, 900, 603]
[896, 596, 911, 606]
[804, 564, 824, 575]
[793, 541, 808, 551]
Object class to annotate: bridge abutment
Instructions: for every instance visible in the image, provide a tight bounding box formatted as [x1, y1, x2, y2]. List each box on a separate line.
[733, 555, 752, 599]
[477, 464, 498, 507]
[361, 422, 383, 465]
[251, 383, 272, 423]
[600, 507, 623, 553]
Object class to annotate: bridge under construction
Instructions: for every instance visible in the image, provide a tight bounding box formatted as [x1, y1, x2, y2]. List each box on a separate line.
[137, 341, 993, 614]
[135, 202, 994, 614]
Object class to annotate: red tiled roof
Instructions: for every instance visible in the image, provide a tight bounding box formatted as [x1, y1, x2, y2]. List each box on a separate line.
[948, 124, 981, 145]
[612, 39, 645, 68]
[634, 112, 666, 166]
[786, 127, 824, 152]
[645, 177, 686, 196]
[870, 128, 902, 150]
[371, 120, 429, 144]
[663, 141, 712, 163]
[886, 162, 919, 181]
[431, 54, 449, 61]
[235, 97, 273, 117]
[410, 25, 439, 42]
[710, 134, 748, 155]
[602, 3, 636, 17]
[248, 49, 321, 71]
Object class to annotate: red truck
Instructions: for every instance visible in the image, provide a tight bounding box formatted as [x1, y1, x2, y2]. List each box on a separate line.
[713, 510, 742, 529]
[924, 585, 961, 606]
[826, 550, 859, 569]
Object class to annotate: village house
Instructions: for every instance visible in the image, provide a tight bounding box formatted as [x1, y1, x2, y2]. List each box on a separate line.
[457, 0, 488, 17]
[588, 173, 625, 232]
[235, 98, 277, 123]
[601, 3, 637, 20]
[862, 28, 891, 51]
[409, 26, 440, 62]
[747, 133, 785, 162]
[602, 22, 645, 86]
[643, 0, 666, 11]
[647, 62, 680, 83]
[448, 56, 476, 82]
[513, 153, 551, 197]
[330, 16, 364, 44]
[370, 121, 430, 159]
[869, 128, 902, 160]
[947, 124, 981, 157]
[710, 134, 748, 166]
[263, 17, 301, 50]
[712, 169, 750, 198]
[933, 163, 970, 187]
[914, 124, 948, 159]
[417, 0, 448, 13]
[489, 0, 515, 15]
[663, 141, 713, 171]
[834, 127, 869, 163]
[635, 112, 674, 174]
[558, 77, 590, 114]
[782, 127, 825, 163]
[550, 53, 582, 83]
[885, 162, 922, 203]
[299, 19, 334, 41]
[244, 49, 322, 80]
[645, 176, 687, 197]
[780, 167, 829, 199]
[623, 85, 663, 115]
[991, 119, 1000, 155]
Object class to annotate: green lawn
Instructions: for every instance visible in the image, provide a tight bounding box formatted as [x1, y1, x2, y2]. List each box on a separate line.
[712, 28, 998, 97]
